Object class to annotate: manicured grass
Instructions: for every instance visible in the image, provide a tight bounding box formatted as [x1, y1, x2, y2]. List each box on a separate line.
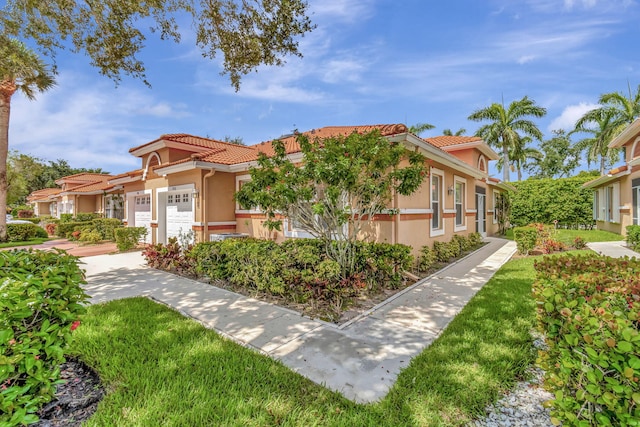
[505, 228, 622, 244]
[71, 256, 539, 426]
[0, 238, 49, 248]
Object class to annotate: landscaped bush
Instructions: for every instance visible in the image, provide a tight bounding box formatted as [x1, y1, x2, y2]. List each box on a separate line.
[513, 226, 537, 255]
[18, 218, 41, 225]
[16, 209, 33, 218]
[417, 246, 436, 272]
[74, 213, 100, 222]
[56, 221, 91, 239]
[90, 218, 123, 240]
[362, 242, 412, 289]
[59, 214, 73, 223]
[533, 254, 640, 426]
[79, 230, 102, 244]
[114, 227, 147, 252]
[6, 223, 38, 242]
[627, 225, 640, 251]
[0, 250, 88, 426]
[143, 237, 193, 275]
[572, 236, 586, 249]
[44, 223, 57, 236]
[433, 241, 455, 262]
[33, 226, 48, 239]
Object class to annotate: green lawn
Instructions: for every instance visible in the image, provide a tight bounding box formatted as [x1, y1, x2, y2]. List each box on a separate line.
[505, 228, 622, 245]
[70, 254, 540, 426]
[0, 238, 49, 249]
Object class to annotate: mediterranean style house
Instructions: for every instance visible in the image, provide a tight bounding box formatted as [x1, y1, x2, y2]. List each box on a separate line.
[28, 124, 512, 252]
[583, 118, 640, 235]
[27, 173, 124, 219]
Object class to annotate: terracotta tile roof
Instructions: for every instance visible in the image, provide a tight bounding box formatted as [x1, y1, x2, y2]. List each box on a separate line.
[235, 124, 410, 163]
[110, 169, 144, 180]
[55, 173, 113, 183]
[607, 165, 628, 175]
[64, 180, 116, 193]
[424, 135, 483, 148]
[27, 188, 61, 201]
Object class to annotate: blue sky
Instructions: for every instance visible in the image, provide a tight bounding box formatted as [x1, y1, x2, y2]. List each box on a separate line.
[8, 0, 640, 178]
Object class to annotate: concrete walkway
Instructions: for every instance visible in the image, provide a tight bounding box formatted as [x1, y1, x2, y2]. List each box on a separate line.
[587, 240, 639, 259]
[81, 237, 517, 403]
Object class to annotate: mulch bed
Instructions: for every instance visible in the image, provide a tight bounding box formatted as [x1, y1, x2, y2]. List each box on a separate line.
[34, 358, 104, 427]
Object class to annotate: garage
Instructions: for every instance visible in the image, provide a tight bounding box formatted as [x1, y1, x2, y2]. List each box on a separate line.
[134, 194, 152, 243]
[166, 190, 193, 241]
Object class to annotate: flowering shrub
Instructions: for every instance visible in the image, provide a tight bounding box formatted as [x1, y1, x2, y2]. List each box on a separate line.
[572, 236, 586, 249]
[534, 254, 640, 426]
[44, 223, 57, 236]
[0, 250, 88, 426]
[540, 238, 566, 254]
[70, 230, 82, 241]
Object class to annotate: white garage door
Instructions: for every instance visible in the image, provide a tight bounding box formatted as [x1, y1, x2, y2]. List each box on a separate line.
[134, 195, 152, 243]
[166, 191, 193, 241]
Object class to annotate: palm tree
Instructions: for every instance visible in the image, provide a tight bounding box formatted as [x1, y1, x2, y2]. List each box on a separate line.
[599, 83, 640, 128]
[442, 128, 466, 136]
[0, 37, 55, 241]
[408, 122, 435, 136]
[508, 136, 542, 181]
[468, 96, 547, 182]
[573, 108, 620, 175]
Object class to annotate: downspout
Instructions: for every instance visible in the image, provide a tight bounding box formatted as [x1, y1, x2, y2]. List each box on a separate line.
[201, 169, 216, 242]
[393, 190, 400, 245]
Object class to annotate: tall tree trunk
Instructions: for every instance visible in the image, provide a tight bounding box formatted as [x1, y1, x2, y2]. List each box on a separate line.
[517, 165, 522, 181]
[600, 156, 605, 176]
[0, 81, 16, 241]
[502, 139, 510, 182]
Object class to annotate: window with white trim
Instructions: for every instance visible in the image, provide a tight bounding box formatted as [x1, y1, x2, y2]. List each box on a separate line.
[593, 190, 599, 221]
[431, 173, 443, 231]
[492, 190, 499, 224]
[602, 183, 620, 223]
[454, 180, 465, 228]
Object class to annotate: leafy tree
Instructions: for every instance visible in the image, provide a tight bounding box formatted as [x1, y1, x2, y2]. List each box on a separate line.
[1, 0, 314, 89]
[468, 96, 547, 182]
[527, 130, 580, 179]
[508, 136, 542, 181]
[0, 37, 55, 241]
[408, 122, 435, 136]
[222, 136, 245, 145]
[235, 130, 427, 276]
[442, 128, 466, 136]
[573, 108, 620, 175]
[6, 150, 45, 205]
[599, 83, 640, 128]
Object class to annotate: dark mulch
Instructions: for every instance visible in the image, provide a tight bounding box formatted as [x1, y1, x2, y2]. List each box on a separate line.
[34, 358, 104, 427]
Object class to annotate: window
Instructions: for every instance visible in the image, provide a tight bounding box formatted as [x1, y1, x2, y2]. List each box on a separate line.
[606, 186, 614, 222]
[593, 190, 599, 220]
[633, 178, 640, 225]
[182, 193, 190, 203]
[493, 191, 499, 224]
[431, 174, 442, 230]
[455, 181, 465, 227]
[603, 183, 620, 223]
[168, 194, 173, 204]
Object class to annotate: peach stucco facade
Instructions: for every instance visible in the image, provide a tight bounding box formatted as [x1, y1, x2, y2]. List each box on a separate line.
[584, 119, 640, 236]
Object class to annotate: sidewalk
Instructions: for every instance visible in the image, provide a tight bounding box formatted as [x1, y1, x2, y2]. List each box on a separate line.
[586, 240, 639, 258]
[81, 237, 517, 403]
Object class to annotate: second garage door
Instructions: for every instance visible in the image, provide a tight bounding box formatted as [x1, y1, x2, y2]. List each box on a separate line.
[166, 191, 193, 240]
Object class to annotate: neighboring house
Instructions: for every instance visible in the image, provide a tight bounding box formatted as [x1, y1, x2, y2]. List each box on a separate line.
[583, 118, 640, 235]
[110, 124, 512, 253]
[26, 173, 124, 219]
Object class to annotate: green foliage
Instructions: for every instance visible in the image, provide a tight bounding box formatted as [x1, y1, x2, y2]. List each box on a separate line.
[58, 214, 73, 223]
[433, 241, 456, 263]
[417, 246, 437, 272]
[534, 254, 640, 426]
[510, 176, 595, 227]
[6, 223, 37, 242]
[79, 230, 102, 244]
[627, 225, 640, 251]
[527, 129, 580, 179]
[572, 236, 587, 249]
[114, 227, 147, 252]
[495, 192, 511, 235]
[56, 221, 90, 238]
[513, 226, 537, 254]
[16, 218, 40, 225]
[33, 226, 47, 239]
[235, 130, 427, 276]
[0, 250, 88, 426]
[74, 213, 100, 222]
[142, 237, 193, 275]
[2, 0, 314, 90]
[90, 218, 123, 241]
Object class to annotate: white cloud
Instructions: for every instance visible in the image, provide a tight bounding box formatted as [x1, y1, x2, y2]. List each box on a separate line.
[517, 55, 536, 64]
[309, 0, 376, 22]
[548, 102, 600, 131]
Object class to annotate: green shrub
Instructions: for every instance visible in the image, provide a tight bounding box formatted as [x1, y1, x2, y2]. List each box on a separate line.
[513, 226, 537, 254]
[16, 209, 33, 218]
[468, 232, 483, 248]
[56, 221, 91, 238]
[75, 213, 100, 222]
[186, 241, 228, 280]
[59, 214, 73, 223]
[90, 218, 123, 241]
[447, 240, 461, 258]
[417, 246, 436, 272]
[451, 234, 471, 253]
[17, 218, 41, 225]
[534, 254, 640, 426]
[572, 236, 587, 249]
[6, 223, 38, 242]
[142, 237, 193, 275]
[0, 250, 88, 426]
[363, 242, 413, 289]
[627, 225, 640, 251]
[114, 227, 147, 252]
[433, 241, 454, 262]
[79, 230, 102, 244]
[34, 226, 48, 239]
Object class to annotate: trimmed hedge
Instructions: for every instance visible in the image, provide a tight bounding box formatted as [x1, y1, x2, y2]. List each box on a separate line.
[513, 226, 537, 255]
[6, 224, 38, 242]
[534, 254, 640, 426]
[627, 225, 640, 251]
[114, 227, 147, 252]
[0, 250, 88, 426]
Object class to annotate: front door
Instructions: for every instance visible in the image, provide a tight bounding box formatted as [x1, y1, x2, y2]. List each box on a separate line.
[476, 193, 486, 237]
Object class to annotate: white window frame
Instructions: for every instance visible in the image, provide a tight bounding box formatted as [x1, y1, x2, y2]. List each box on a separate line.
[430, 168, 445, 237]
[235, 174, 262, 213]
[604, 183, 621, 223]
[492, 190, 499, 224]
[454, 175, 467, 232]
